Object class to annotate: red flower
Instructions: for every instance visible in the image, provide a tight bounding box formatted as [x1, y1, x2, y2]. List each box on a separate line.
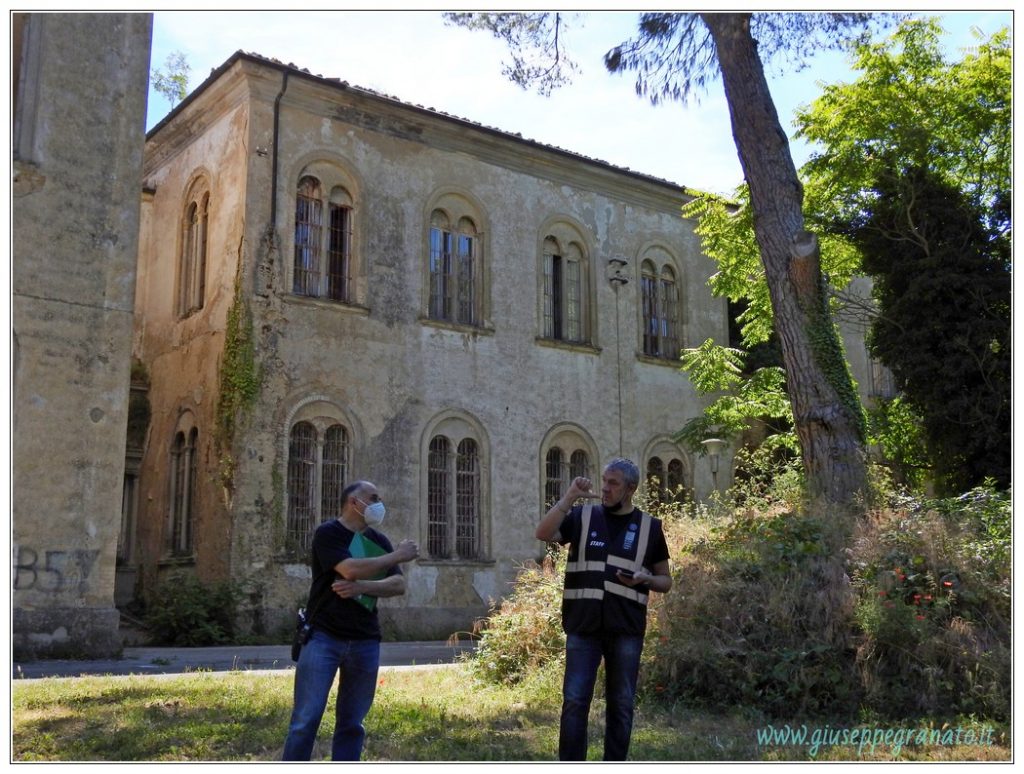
[878, 591, 887, 597]
[943, 581, 953, 588]
[915, 615, 926, 620]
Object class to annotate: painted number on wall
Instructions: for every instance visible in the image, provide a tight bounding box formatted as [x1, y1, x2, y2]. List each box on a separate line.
[12, 547, 100, 593]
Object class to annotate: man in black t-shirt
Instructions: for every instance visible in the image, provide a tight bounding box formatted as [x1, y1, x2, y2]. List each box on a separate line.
[283, 480, 418, 761]
[535, 458, 672, 761]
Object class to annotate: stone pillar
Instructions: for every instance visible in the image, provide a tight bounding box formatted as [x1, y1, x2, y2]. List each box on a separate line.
[12, 12, 153, 658]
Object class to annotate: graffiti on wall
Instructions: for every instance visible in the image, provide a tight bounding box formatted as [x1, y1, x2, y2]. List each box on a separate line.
[12, 546, 100, 593]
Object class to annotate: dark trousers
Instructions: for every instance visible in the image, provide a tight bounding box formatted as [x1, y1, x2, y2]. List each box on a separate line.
[558, 632, 644, 761]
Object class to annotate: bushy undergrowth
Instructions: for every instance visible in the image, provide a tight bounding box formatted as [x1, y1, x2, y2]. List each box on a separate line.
[145, 572, 239, 646]
[468, 550, 567, 685]
[471, 478, 1010, 723]
[849, 484, 1010, 720]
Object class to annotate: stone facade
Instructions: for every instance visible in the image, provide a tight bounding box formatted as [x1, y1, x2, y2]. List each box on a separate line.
[12, 12, 153, 658]
[130, 52, 733, 640]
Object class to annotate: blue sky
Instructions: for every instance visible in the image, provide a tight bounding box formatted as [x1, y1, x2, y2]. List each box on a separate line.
[146, 10, 1008, 197]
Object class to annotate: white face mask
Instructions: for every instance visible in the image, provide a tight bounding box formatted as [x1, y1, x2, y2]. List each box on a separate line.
[361, 500, 386, 526]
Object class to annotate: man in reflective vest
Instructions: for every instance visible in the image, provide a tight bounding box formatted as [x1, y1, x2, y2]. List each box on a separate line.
[535, 457, 672, 761]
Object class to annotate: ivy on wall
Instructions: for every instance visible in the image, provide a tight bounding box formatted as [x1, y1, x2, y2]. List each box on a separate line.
[215, 276, 261, 491]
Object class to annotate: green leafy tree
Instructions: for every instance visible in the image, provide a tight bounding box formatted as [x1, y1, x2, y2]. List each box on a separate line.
[151, 50, 191, 108]
[794, 19, 1011, 493]
[848, 165, 1010, 493]
[447, 11, 900, 507]
[796, 18, 1011, 242]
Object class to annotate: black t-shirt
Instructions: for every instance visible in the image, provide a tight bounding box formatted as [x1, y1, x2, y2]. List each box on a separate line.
[307, 519, 400, 641]
[558, 505, 670, 575]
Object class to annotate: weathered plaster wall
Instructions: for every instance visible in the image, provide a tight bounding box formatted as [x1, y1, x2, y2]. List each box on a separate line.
[12, 12, 152, 658]
[132, 71, 256, 594]
[137, 56, 729, 640]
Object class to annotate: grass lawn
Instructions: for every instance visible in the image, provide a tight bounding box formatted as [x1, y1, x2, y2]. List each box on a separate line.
[11, 664, 1010, 762]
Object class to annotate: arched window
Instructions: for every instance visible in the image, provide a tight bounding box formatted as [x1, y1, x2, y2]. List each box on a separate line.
[542, 234, 589, 343]
[540, 425, 597, 511]
[640, 248, 682, 360]
[286, 414, 351, 554]
[426, 193, 485, 327]
[644, 441, 691, 503]
[423, 411, 489, 561]
[293, 170, 355, 302]
[168, 423, 198, 557]
[177, 183, 209, 317]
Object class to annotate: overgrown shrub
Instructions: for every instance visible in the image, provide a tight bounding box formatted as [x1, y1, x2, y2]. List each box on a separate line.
[850, 484, 1011, 720]
[469, 551, 567, 685]
[643, 506, 860, 717]
[145, 573, 239, 646]
[468, 479, 1009, 724]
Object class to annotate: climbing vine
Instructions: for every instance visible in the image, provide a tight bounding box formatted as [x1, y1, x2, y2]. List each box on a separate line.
[804, 276, 867, 443]
[216, 277, 261, 490]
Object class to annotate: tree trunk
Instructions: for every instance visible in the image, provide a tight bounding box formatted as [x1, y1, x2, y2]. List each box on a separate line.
[701, 12, 868, 506]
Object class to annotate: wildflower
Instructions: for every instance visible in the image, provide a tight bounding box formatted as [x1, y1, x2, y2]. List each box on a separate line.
[915, 615, 926, 620]
[878, 591, 887, 597]
[943, 581, 953, 588]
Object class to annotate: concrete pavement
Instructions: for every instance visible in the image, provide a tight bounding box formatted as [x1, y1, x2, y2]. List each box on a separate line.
[12, 640, 476, 680]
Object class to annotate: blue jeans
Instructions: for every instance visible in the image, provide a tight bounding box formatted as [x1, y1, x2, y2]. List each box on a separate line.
[282, 630, 381, 761]
[558, 632, 644, 761]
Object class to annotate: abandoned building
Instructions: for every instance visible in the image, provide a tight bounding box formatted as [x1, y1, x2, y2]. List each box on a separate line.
[126, 50, 736, 640]
[13, 27, 892, 654]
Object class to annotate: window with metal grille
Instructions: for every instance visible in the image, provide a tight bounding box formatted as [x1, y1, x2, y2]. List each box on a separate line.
[320, 424, 349, 520]
[286, 420, 350, 554]
[293, 175, 354, 302]
[294, 177, 323, 296]
[429, 211, 478, 326]
[327, 203, 352, 302]
[641, 256, 681, 359]
[545, 447, 565, 507]
[647, 454, 688, 503]
[646, 455, 666, 500]
[544, 446, 591, 509]
[427, 436, 451, 558]
[177, 187, 209, 318]
[287, 422, 317, 552]
[455, 439, 480, 559]
[666, 459, 685, 499]
[168, 428, 197, 557]
[542, 237, 585, 342]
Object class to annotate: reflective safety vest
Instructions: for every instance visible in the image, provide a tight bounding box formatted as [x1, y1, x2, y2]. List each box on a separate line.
[562, 504, 655, 636]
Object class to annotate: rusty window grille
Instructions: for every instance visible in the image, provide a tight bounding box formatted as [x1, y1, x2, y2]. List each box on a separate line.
[294, 176, 323, 296]
[455, 439, 480, 559]
[543, 239, 584, 342]
[287, 421, 317, 553]
[647, 455, 666, 501]
[545, 447, 565, 508]
[569, 449, 590, 481]
[428, 436, 451, 558]
[321, 424, 349, 520]
[327, 203, 351, 302]
[667, 458, 685, 501]
[456, 231, 475, 325]
[429, 222, 452, 321]
[660, 266, 679, 359]
[641, 261, 659, 356]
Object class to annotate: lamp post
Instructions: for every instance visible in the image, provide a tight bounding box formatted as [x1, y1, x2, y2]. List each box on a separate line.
[701, 437, 727, 493]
